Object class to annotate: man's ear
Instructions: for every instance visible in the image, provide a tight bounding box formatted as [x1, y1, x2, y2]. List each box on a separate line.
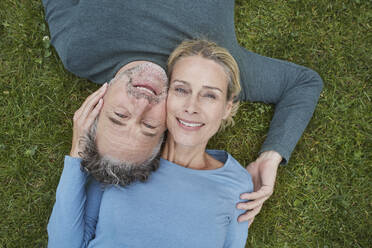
[222, 100, 233, 120]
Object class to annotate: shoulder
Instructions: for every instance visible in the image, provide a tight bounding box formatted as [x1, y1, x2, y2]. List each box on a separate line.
[206, 150, 253, 192]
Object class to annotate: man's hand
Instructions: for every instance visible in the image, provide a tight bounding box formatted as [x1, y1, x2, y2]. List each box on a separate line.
[237, 151, 282, 226]
[70, 83, 107, 158]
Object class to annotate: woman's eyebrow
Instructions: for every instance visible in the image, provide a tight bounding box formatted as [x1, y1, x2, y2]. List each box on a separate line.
[172, 79, 189, 85]
[202, 85, 222, 92]
[173, 80, 222, 92]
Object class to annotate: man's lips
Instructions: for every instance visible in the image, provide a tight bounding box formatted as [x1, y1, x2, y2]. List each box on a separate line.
[129, 62, 168, 96]
[177, 118, 204, 130]
[133, 84, 157, 95]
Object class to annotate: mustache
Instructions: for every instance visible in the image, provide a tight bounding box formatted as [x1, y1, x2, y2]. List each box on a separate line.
[126, 80, 167, 104]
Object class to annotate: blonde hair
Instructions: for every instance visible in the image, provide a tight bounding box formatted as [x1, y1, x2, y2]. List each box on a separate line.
[167, 39, 241, 129]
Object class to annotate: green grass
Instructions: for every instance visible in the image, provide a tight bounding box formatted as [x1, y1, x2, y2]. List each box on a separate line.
[0, 0, 371, 247]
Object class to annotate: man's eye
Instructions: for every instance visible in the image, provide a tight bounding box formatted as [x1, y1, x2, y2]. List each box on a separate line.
[115, 112, 128, 118]
[143, 122, 156, 129]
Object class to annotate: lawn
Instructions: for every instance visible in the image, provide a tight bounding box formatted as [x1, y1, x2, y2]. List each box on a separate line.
[0, 0, 371, 247]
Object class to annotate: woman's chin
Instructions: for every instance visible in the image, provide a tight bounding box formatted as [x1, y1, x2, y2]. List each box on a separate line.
[168, 134, 205, 148]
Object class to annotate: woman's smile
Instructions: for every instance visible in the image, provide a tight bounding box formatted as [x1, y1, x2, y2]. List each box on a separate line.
[176, 117, 205, 130]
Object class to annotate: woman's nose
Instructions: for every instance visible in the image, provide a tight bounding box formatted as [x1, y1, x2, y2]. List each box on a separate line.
[184, 96, 199, 114]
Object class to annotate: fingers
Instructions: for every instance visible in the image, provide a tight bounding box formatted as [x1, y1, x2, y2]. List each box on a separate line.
[236, 192, 267, 223]
[248, 217, 255, 228]
[240, 185, 273, 200]
[236, 185, 274, 223]
[238, 205, 262, 223]
[237, 196, 267, 211]
[74, 83, 107, 121]
[85, 98, 103, 127]
[78, 83, 107, 122]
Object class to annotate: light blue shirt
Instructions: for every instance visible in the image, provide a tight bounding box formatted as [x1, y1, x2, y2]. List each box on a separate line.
[48, 150, 253, 247]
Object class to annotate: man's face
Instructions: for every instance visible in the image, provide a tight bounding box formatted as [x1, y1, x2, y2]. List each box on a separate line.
[95, 61, 168, 164]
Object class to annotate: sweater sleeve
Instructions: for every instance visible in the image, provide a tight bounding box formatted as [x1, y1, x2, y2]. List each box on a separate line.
[47, 156, 103, 248]
[236, 47, 323, 163]
[42, 0, 78, 67]
[42, 0, 78, 16]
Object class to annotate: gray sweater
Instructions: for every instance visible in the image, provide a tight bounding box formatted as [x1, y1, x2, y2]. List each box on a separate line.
[43, 0, 323, 163]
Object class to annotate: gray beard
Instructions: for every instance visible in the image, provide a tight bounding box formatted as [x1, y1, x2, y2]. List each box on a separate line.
[80, 122, 161, 187]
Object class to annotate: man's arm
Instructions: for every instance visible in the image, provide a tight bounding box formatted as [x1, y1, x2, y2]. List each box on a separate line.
[42, 0, 78, 69]
[236, 47, 323, 163]
[237, 151, 281, 225]
[235, 48, 323, 224]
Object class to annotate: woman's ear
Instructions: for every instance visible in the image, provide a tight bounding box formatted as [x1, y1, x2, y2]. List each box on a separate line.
[222, 100, 233, 120]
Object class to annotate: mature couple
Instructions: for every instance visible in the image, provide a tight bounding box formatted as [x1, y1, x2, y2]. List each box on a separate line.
[44, 0, 323, 247]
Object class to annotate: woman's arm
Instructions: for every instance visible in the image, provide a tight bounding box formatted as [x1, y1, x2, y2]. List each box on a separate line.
[48, 84, 107, 247]
[47, 156, 103, 248]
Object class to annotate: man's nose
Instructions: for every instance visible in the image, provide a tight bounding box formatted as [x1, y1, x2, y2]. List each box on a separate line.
[133, 97, 151, 116]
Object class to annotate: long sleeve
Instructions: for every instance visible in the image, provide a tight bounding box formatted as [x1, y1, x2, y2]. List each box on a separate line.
[42, 0, 78, 67]
[42, 0, 78, 19]
[236, 47, 323, 163]
[47, 156, 103, 248]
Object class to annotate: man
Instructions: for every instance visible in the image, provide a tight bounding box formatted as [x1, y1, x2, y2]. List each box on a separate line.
[70, 62, 168, 186]
[43, 0, 323, 224]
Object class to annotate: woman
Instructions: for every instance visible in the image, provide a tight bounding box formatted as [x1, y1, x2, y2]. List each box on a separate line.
[47, 40, 253, 248]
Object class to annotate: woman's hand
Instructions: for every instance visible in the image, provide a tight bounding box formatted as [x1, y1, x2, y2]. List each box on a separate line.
[237, 151, 282, 226]
[70, 83, 107, 158]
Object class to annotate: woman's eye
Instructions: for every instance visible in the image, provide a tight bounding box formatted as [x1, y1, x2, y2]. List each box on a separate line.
[174, 87, 188, 94]
[204, 93, 216, 99]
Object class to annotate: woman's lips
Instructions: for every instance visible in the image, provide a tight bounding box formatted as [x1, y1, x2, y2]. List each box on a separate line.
[177, 118, 204, 130]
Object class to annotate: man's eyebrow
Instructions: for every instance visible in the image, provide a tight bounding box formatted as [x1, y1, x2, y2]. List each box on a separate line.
[108, 116, 126, 126]
[173, 79, 222, 92]
[141, 130, 157, 137]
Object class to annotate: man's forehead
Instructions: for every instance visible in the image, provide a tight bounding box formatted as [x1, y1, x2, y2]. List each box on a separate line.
[96, 128, 159, 162]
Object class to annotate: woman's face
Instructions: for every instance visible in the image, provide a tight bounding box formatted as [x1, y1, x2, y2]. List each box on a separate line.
[166, 55, 232, 147]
